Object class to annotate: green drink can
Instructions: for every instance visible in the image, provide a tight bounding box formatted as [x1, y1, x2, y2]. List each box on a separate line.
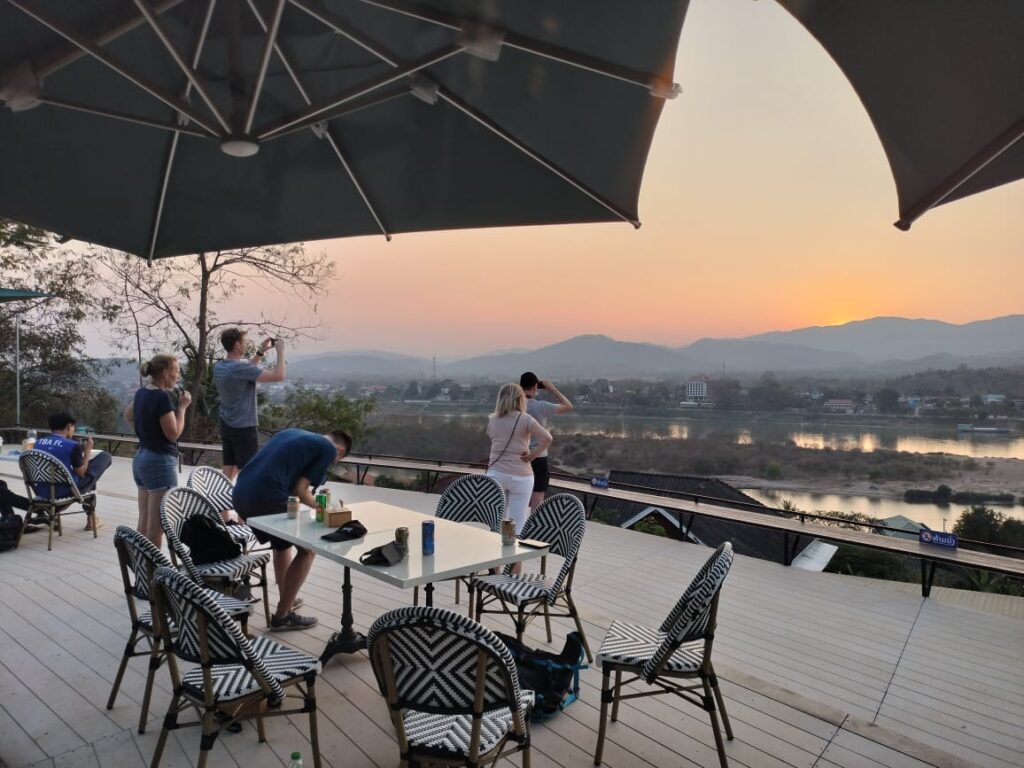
[315, 493, 327, 523]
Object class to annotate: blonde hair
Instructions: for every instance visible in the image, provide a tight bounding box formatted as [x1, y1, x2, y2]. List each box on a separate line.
[139, 353, 177, 383]
[493, 382, 526, 418]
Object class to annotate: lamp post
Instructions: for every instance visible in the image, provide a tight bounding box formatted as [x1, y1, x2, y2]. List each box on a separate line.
[0, 288, 51, 426]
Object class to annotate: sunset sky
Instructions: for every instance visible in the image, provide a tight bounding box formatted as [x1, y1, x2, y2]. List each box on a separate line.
[95, 0, 1024, 359]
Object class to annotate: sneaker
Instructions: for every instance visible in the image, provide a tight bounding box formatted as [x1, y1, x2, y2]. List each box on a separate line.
[270, 612, 318, 632]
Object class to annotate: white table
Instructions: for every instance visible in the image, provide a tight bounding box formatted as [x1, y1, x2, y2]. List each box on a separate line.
[246, 500, 549, 663]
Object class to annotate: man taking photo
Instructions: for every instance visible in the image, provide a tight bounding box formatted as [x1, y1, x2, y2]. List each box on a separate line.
[519, 372, 573, 510]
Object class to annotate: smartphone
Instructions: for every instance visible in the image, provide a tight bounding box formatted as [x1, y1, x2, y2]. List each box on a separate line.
[518, 538, 550, 549]
[269, 338, 277, 348]
[537, 380, 546, 389]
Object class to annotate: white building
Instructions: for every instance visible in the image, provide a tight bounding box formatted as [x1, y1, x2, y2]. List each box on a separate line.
[686, 379, 708, 401]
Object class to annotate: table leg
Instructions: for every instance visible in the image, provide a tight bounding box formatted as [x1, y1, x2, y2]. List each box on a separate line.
[424, 582, 434, 607]
[320, 566, 366, 663]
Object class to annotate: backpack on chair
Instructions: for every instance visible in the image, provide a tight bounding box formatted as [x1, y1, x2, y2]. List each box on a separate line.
[180, 514, 241, 564]
[496, 632, 588, 721]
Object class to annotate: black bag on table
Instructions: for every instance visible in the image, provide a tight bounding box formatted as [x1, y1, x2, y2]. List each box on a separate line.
[180, 515, 241, 564]
[496, 632, 588, 721]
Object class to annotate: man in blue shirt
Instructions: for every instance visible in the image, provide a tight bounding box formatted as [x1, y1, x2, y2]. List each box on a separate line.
[213, 328, 287, 480]
[33, 412, 113, 530]
[234, 428, 352, 631]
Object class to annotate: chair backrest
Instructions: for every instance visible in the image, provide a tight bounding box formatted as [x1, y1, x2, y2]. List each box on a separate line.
[519, 494, 586, 601]
[643, 542, 734, 682]
[368, 606, 523, 715]
[435, 474, 505, 532]
[18, 450, 84, 502]
[152, 566, 285, 703]
[113, 525, 173, 604]
[160, 487, 228, 581]
[186, 466, 235, 514]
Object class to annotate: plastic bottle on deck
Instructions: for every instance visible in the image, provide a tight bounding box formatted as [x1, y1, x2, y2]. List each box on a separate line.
[287, 752, 303, 768]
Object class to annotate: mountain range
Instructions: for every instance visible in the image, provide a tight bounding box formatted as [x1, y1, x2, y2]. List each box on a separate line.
[283, 314, 1024, 380]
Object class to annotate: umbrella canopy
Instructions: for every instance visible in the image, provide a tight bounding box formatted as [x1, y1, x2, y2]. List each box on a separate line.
[777, 0, 1024, 230]
[0, 287, 50, 302]
[0, 0, 689, 258]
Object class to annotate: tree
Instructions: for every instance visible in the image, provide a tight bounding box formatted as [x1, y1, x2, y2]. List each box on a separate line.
[747, 372, 791, 411]
[713, 378, 742, 410]
[0, 219, 117, 426]
[262, 387, 375, 446]
[875, 387, 901, 413]
[96, 245, 335, 439]
[953, 505, 1005, 543]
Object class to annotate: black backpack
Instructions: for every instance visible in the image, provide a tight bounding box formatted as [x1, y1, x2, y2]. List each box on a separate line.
[0, 481, 23, 552]
[497, 632, 588, 721]
[180, 515, 241, 564]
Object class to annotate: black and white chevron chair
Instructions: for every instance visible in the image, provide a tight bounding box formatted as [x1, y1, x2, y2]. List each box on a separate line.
[149, 566, 322, 768]
[107, 526, 252, 734]
[160, 487, 272, 625]
[474, 493, 593, 662]
[368, 606, 533, 768]
[186, 466, 258, 551]
[413, 474, 506, 612]
[594, 542, 735, 768]
[18, 449, 97, 551]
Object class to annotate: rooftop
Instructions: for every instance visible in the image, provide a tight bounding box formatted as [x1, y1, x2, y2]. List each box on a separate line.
[1, 454, 1022, 768]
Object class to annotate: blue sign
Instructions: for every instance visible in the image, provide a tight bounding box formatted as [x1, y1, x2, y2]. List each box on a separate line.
[919, 529, 958, 549]
[590, 477, 609, 489]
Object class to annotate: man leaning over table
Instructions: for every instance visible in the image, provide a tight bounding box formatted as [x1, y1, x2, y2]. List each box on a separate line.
[34, 411, 113, 530]
[232, 427, 352, 631]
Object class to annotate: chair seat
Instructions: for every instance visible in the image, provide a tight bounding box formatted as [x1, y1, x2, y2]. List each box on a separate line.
[30, 490, 95, 507]
[473, 573, 554, 606]
[402, 690, 534, 756]
[597, 620, 704, 673]
[181, 634, 321, 702]
[225, 523, 258, 547]
[195, 551, 271, 581]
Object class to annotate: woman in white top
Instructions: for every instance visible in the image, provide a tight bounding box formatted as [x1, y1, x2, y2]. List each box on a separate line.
[486, 382, 552, 536]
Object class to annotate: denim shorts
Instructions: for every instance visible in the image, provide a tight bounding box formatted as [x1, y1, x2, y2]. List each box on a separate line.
[132, 447, 179, 491]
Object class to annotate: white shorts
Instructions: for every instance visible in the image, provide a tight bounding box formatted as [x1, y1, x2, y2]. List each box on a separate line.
[486, 470, 534, 535]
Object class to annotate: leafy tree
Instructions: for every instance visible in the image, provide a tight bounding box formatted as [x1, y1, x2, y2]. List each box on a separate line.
[713, 378, 742, 409]
[875, 387, 901, 413]
[953, 505, 1005, 543]
[0, 219, 116, 426]
[262, 387, 375, 447]
[96, 245, 334, 439]
[747, 372, 791, 411]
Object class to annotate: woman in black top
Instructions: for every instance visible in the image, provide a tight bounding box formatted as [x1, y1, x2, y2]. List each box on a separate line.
[123, 354, 191, 548]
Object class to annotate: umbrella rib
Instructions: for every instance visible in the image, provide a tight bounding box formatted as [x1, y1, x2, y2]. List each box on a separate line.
[246, 0, 391, 239]
[352, 0, 679, 95]
[244, 0, 287, 135]
[288, 0, 399, 66]
[146, 0, 218, 261]
[261, 86, 411, 141]
[256, 43, 464, 140]
[131, 0, 231, 134]
[36, 95, 207, 138]
[6, 0, 220, 137]
[895, 113, 1024, 231]
[437, 86, 639, 228]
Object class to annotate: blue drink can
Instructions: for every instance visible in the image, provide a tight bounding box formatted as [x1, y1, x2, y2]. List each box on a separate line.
[422, 520, 435, 555]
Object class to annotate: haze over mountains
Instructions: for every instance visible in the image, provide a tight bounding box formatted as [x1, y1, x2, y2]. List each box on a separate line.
[287, 314, 1024, 380]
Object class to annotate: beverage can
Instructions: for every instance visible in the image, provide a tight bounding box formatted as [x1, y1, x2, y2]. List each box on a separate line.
[315, 493, 326, 523]
[422, 520, 435, 555]
[395, 526, 409, 548]
[501, 518, 516, 546]
[287, 496, 300, 519]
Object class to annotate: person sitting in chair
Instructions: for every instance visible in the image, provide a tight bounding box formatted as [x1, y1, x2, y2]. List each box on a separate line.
[33, 412, 113, 530]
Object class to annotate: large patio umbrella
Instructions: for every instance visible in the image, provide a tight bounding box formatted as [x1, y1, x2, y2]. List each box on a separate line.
[0, 287, 51, 425]
[0, 0, 689, 259]
[776, 0, 1024, 230]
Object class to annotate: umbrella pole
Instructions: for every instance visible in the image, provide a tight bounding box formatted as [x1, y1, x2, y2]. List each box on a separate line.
[15, 314, 20, 426]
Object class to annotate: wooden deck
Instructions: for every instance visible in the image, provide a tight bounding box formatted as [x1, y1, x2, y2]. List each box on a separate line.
[1, 456, 1021, 768]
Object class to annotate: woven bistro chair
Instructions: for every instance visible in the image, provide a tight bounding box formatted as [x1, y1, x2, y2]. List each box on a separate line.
[107, 526, 252, 734]
[413, 474, 506, 613]
[149, 566, 322, 768]
[474, 494, 593, 662]
[160, 487, 272, 625]
[594, 542, 735, 768]
[18, 449, 97, 551]
[186, 466, 259, 551]
[369, 606, 533, 768]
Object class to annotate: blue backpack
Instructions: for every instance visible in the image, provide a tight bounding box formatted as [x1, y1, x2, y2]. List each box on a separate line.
[497, 632, 587, 721]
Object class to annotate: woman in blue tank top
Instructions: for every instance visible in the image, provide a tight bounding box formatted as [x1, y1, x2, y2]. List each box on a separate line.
[122, 354, 192, 548]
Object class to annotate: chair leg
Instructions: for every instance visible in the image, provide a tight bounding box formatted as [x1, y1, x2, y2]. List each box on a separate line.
[515, 605, 526, 644]
[565, 592, 593, 663]
[47, 512, 55, 551]
[542, 601, 552, 643]
[466, 579, 475, 618]
[610, 669, 623, 722]
[522, 742, 532, 768]
[454, 578, 460, 605]
[413, 586, 419, 606]
[138, 638, 162, 734]
[594, 666, 612, 765]
[702, 675, 729, 768]
[256, 700, 267, 743]
[259, 565, 271, 626]
[474, 587, 484, 622]
[198, 708, 217, 768]
[710, 667, 734, 740]
[106, 628, 139, 711]
[307, 679, 323, 768]
[150, 693, 179, 768]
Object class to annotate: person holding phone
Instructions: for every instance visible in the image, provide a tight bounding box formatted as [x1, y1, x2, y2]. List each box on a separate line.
[213, 328, 286, 480]
[519, 372, 573, 510]
[33, 412, 113, 530]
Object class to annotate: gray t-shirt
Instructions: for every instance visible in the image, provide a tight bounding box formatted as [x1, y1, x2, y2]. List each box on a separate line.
[526, 398, 560, 457]
[214, 359, 262, 428]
